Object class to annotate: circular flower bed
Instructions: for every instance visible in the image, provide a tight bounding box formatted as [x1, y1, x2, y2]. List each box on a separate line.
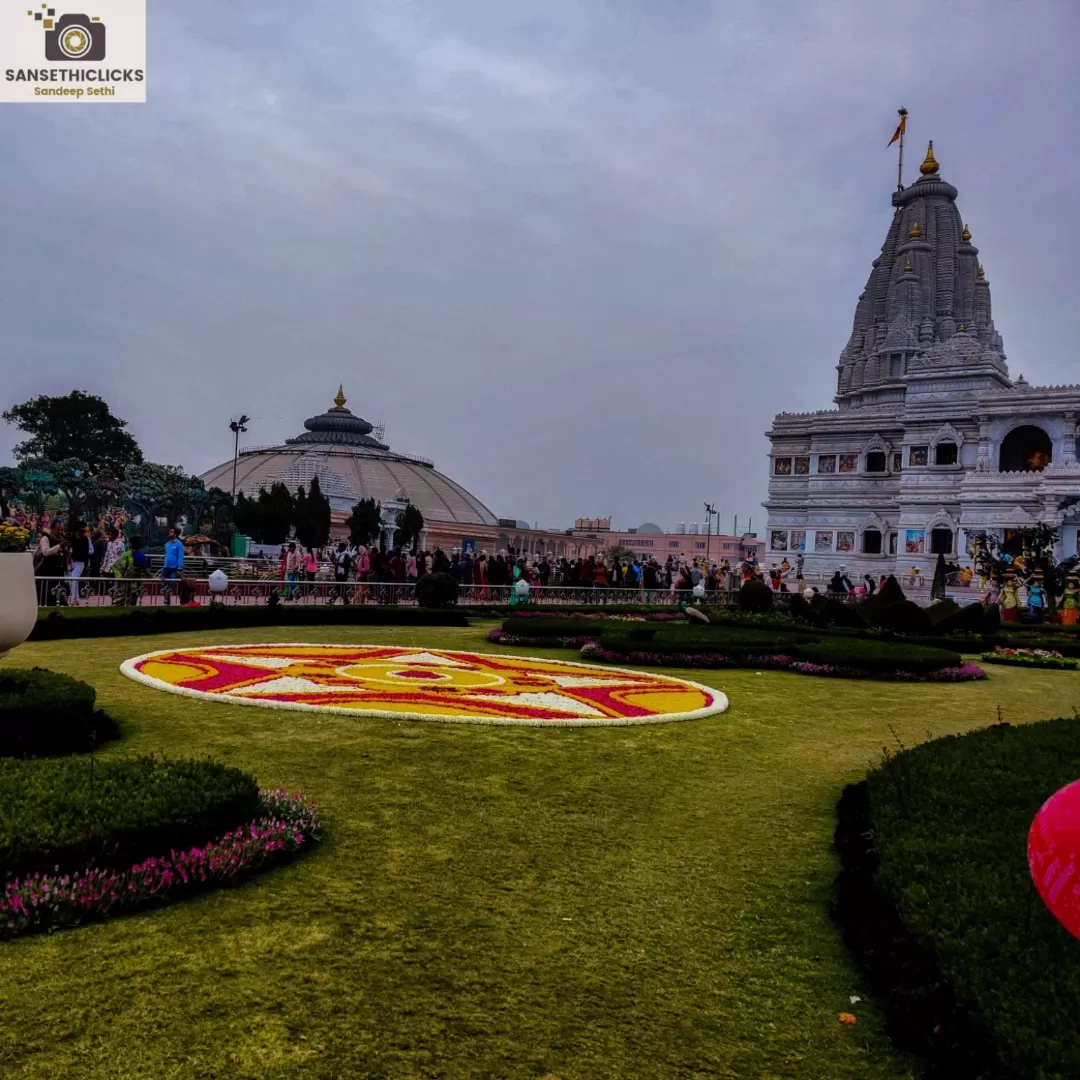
[121, 643, 729, 727]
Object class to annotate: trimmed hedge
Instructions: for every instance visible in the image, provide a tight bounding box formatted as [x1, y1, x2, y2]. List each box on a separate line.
[597, 625, 811, 658]
[837, 718, 1080, 1079]
[794, 637, 961, 674]
[738, 580, 774, 613]
[30, 603, 468, 640]
[501, 617, 611, 639]
[0, 668, 120, 759]
[415, 572, 459, 608]
[0, 756, 261, 881]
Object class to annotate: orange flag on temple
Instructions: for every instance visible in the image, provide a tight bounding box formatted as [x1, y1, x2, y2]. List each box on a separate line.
[887, 111, 907, 147]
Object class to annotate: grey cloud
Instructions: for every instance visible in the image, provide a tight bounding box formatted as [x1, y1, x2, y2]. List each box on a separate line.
[1, 0, 1077, 532]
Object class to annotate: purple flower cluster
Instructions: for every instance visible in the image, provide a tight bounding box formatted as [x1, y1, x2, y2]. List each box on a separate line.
[788, 661, 986, 682]
[1, 789, 320, 940]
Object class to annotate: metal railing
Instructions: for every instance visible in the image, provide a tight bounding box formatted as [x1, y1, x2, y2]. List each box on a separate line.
[33, 575, 750, 609]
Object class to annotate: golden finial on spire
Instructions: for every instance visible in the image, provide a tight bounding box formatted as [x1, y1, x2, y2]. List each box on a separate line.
[904, 261, 913, 273]
[977, 264, 985, 279]
[919, 140, 939, 175]
[908, 222, 921, 238]
[961, 223, 971, 242]
[334, 385, 346, 409]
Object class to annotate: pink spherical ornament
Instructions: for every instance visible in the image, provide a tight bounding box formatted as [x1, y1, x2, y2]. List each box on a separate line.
[1028, 778, 1080, 939]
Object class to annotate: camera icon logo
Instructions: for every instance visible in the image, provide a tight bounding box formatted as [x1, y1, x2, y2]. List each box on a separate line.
[27, 6, 106, 62]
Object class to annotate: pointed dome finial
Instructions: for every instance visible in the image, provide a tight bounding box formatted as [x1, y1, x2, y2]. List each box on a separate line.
[977, 264, 986, 279]
[903, 261, 913, 273]
[919, 140, 939, 176]
[334, 385, 346, 409]
[961, 223, 971, 242]
[908, 222, 921, 238]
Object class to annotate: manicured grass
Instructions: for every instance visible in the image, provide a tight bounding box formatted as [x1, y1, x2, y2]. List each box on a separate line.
[0, 623, 1076, 1079]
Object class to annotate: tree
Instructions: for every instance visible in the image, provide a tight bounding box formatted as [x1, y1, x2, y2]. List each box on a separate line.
[931, 552, 947, 601]
[120, 462, 190, 545]
[256, 483, 293, 545]
[303, 475, 331, 549]
[2, 391, 143, 477]
[293, 485, 309, 545]
[0, 466, 21, 518]
[394, 503, 424, 552]
[346, 497, 381, 549]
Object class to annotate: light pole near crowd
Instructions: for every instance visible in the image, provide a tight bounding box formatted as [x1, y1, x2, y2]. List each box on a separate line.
[704, 502, 717, 565]
[229, 415, 251, 502]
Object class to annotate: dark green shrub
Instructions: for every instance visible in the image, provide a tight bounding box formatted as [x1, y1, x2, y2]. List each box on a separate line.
[30, 603, 467, 639]
[936, 601, 991, 636]
[738, 580, 773, 613]
[787, 593, 819, 624]
[0, 756, 261, 881]
[501, 617, 608, 639]
[876, 599, 933, 635]
[794, 637, 960, 673]
[850, 717, 1080, 1078]
[818, 597, 869, 629]
[598, 625, 811, 658]
[862, 575, 908, 626]
[415, 572, 459, 608]
[0, 669, 119, 758]
[927, 599, 960, 626]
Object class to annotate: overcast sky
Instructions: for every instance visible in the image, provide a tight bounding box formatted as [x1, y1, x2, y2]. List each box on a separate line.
[1, 0, 1077, 534]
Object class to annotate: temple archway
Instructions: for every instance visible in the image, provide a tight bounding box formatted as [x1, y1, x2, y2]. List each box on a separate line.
[999, 425, 1052, 473]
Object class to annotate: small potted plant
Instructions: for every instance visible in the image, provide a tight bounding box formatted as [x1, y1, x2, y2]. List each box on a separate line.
[0, 522, 37, 659]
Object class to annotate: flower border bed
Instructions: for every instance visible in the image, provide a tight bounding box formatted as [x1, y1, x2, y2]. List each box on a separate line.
[579, 643, 986, 682]
[1, 789, 320, 940]
[980, 647, 1078, 670]
[487, 628, 598, 649]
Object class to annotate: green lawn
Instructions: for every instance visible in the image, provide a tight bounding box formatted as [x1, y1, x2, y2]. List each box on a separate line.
[1, 623, 1075, 1080]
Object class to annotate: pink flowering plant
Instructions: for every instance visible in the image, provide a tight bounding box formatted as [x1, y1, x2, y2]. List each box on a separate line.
[1, 788, 320, 940]
[980, 646, 1078, 671]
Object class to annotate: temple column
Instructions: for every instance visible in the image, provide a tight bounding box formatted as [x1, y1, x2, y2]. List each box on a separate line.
[977, 415, 990, 472]
[1063, 412, 1077, 466]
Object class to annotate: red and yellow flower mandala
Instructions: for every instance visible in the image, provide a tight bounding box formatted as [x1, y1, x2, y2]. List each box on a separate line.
[120, 644, 728, 727]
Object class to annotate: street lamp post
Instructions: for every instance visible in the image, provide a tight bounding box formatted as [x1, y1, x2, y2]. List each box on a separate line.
[704, 502, 717, 565]
[229, 415, 250, 502]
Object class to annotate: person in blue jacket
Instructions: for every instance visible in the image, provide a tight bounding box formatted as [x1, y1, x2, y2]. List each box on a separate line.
[162, 526, 185, 605]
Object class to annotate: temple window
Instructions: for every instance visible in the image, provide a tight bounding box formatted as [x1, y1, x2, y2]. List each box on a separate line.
[934, 441, 959, 466]
[908, 445, 928, 466]
[862, 529, 883, 554]
[839, 454, 858, 473]
[999, 425, 1053, 472]
[794, 456, 810, 474]
[889, 353, 903, 377]
[817, 455, 837, 474]
[930, 528, 954, 555]
[865, 451, 886, 473]
[773, 457, 793, 475]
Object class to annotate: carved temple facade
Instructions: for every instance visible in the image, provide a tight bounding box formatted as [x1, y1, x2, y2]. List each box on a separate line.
[764, 142, 1080, 575]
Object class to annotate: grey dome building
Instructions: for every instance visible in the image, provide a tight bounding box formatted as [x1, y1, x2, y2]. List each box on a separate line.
[200, 388, 498, 529]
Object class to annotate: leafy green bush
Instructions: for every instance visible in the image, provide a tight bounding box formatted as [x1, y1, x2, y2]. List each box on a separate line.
[843, 717, 1080, 1079]
[415, 572, 459, 608]
[501, 617, 609, 639]
[0, 668, 119, 758]
[597, 625, 811, 658]
[794, 637, 961, 674]
[738, 580, 773, 613]
[817, 596, 869, 629]
[926, 598, 960, 626]
[861, 575, 908, 626]
[30, 603, 467, 639]
[875, 599, 933, 635]
[935, 600, 992, 636]
[0, 756, 261, 881]
[787, 593, 819, 624]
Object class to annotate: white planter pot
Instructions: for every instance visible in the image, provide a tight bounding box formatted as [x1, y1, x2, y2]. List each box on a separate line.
[0, 552, 38, 660]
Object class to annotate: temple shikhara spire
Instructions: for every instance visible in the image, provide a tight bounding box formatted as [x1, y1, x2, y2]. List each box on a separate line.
[763, 131, 1080, 577]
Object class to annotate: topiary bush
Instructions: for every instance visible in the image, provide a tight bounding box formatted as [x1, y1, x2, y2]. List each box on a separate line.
[0, 756, 261, 881]
[935, 600, 992, 636]
[738, 580, 774, 613]
[875, 599, 933, 636]
[30, 604, 467, 639]
[787, 593, 820, 625]
[793, 637, 961, 674]
[415, 572, 459, 608]
[818, 597, 869, 629]
[927, 598, 960, 626]
[0, 669, 120, 758]
[837, 717, 1080, 1079]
